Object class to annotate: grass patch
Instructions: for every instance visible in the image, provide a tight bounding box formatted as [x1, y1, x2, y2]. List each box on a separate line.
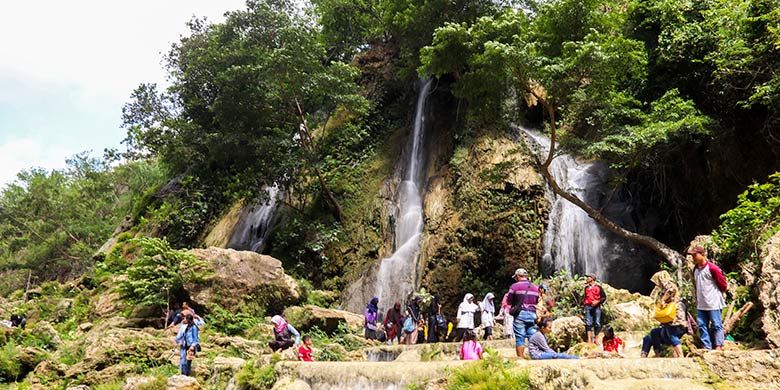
[447, 348, 530, 390]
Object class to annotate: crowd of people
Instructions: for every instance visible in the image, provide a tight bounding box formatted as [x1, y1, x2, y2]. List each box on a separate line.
[166, 244, 728, 374]
[361, 244, 730, 361]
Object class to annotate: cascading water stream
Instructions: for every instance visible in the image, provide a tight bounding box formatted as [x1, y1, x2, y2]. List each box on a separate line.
[374, 80, 432, 311]
[227, 185, 281, 253]
[521, 128, 614, 281]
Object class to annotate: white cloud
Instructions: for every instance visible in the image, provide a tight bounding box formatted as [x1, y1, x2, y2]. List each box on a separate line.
[0, 138, 72, 188]
[0, 0, 247, 186]
[0, 0, 246, 102]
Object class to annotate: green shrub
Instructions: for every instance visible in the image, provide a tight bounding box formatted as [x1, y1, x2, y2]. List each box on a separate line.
[208, 304, 261, 336]
[0, 341, 21, 383]
[315, 344, 345, 361]
[119, 237, 210, 309]
[236, 356, 279, 390]
[713, 172, 780, 268]
[447, 349, 530, 390]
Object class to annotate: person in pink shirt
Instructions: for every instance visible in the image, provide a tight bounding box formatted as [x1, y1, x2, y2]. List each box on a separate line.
[459, 330, 483, 360]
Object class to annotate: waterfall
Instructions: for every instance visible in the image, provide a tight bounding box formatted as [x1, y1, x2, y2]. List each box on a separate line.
[227, 185, 281, 253]
[520, 128, 656, 289]
[375, 80, 433, 311]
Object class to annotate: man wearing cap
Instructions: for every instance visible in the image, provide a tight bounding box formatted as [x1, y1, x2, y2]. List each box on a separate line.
[507, 268, 540, 358]
[689, 245, 728, 350]
[583, 274, 607, 344]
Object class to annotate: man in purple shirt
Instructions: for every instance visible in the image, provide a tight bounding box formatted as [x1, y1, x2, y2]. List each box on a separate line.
[507, 268, 540, 357]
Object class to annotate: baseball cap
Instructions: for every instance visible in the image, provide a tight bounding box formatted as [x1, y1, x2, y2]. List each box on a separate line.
[514, 268, 529, 277]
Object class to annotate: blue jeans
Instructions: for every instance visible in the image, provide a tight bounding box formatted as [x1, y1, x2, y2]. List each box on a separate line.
[583, 305, 602, 334]
[642, 325, 686, 355]
[697, 309, 724, 349]
[536, 352, 579, 360]
[179, 347, 192, 376]
[513, 310, 537, 347]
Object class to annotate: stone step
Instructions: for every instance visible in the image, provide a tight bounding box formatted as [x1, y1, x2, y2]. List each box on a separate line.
[275, 357, 707, 390]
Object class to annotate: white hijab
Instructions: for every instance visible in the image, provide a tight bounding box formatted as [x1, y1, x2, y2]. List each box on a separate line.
[457, 293, 478, 328]
[481, 293, 495, 314]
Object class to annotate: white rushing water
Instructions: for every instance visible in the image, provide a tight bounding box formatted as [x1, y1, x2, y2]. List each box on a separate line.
[521, 129, 609, 279]
[227, 185, 281, 253]
[375, 80, 433, 310]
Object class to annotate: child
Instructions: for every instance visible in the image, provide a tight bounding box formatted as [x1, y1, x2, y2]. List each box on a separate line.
[528, 320, 579, 360]
[298, 335, 314, 362]
[601, 325, 624, 354]
[459, 330, 483, 360]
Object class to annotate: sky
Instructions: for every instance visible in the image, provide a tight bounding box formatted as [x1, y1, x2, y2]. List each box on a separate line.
[0, 0, 246, 187]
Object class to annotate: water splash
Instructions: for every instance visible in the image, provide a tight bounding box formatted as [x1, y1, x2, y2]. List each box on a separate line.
[227, 185, 280, 253]
[375, 80, 433, 310]
[521, 129, 609, 279]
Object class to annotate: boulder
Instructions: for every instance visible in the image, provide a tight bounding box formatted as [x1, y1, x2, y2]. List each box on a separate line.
[282, 305, 364, 334]
[124, 376, 160, 390]
[186, 248, 300, 312]
[212, 356, 246, 373]
[271, 376, 312, 390]
[66, 386, 90, 390]
[78, 322, 94, 332]
[609, 301, 654, 332]
[31, 321, 61, 348]
[167, 375, 201, 390]
[548, 316, 585, 350]
[93, 291, 123, 318]
[758, 231, 780, 348]
[701, 350, 780, 389]
[65, 326, 171, 383]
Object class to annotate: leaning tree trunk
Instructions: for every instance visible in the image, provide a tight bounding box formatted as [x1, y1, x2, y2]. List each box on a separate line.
[533, 95, 686, 273]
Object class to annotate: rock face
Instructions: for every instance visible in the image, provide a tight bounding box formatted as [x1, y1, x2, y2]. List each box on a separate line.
[758, 231, 780, 348]
[167, 375, 200, 390]
[202, 201, 246, 248]
[186, 248, 300, 312]
[549, 316, 585, 350]
[701, 350, 780, 389]
[603, 284, 655, 332]
[420, 132, 548, 316]
[283, 305, 365, 334]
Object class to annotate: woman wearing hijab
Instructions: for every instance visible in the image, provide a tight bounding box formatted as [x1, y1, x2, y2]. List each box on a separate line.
[641, 271, 688, 358]
[268, 315, 301, 352]
[427, 295, 445, 342]
[480, 293, 496, 340]
[453, 293, 478, 342]
[383, 302, 402, 345]
[365, 297, 380, 340]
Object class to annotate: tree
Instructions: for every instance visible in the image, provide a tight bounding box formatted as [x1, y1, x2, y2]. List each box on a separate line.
[419, 2, 717, 269]
[122, 0, 369, 222]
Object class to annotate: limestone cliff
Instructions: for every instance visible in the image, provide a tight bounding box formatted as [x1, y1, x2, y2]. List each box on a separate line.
[420, 131, 548, 314]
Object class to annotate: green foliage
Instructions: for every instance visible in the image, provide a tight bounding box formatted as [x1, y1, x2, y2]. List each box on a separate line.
[135, 376, 167, 390]
[447, 348, 530, 390]
[236, 355, 280, 390]
[0, 157, 166, 295]
[713, 172, 780, 267]
[208, 304, 261, 336]
[118, 237, 209, 309]
[0, 342, 21, 383]
[315, 344, 346, 361]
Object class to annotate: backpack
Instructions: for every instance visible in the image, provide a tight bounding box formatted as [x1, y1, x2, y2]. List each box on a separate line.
[435, 314, 447, 329]
[402, 317, 415, 333]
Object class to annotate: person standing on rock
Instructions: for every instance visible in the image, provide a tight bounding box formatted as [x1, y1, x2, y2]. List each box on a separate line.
[689, 245, 728, 351]
[384, 302, 403, 345]
[583, 274, 607, 344]
[406, 296, 422, 344]
[452, 293, 478, 342]
[364, 297, 380, 340]
[427, 295, 445, 343]
[508, 268, 540, 358]
[269, 315, 301, 352]
[480, 293, 496, 341]
[175, 314, 200, 376]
